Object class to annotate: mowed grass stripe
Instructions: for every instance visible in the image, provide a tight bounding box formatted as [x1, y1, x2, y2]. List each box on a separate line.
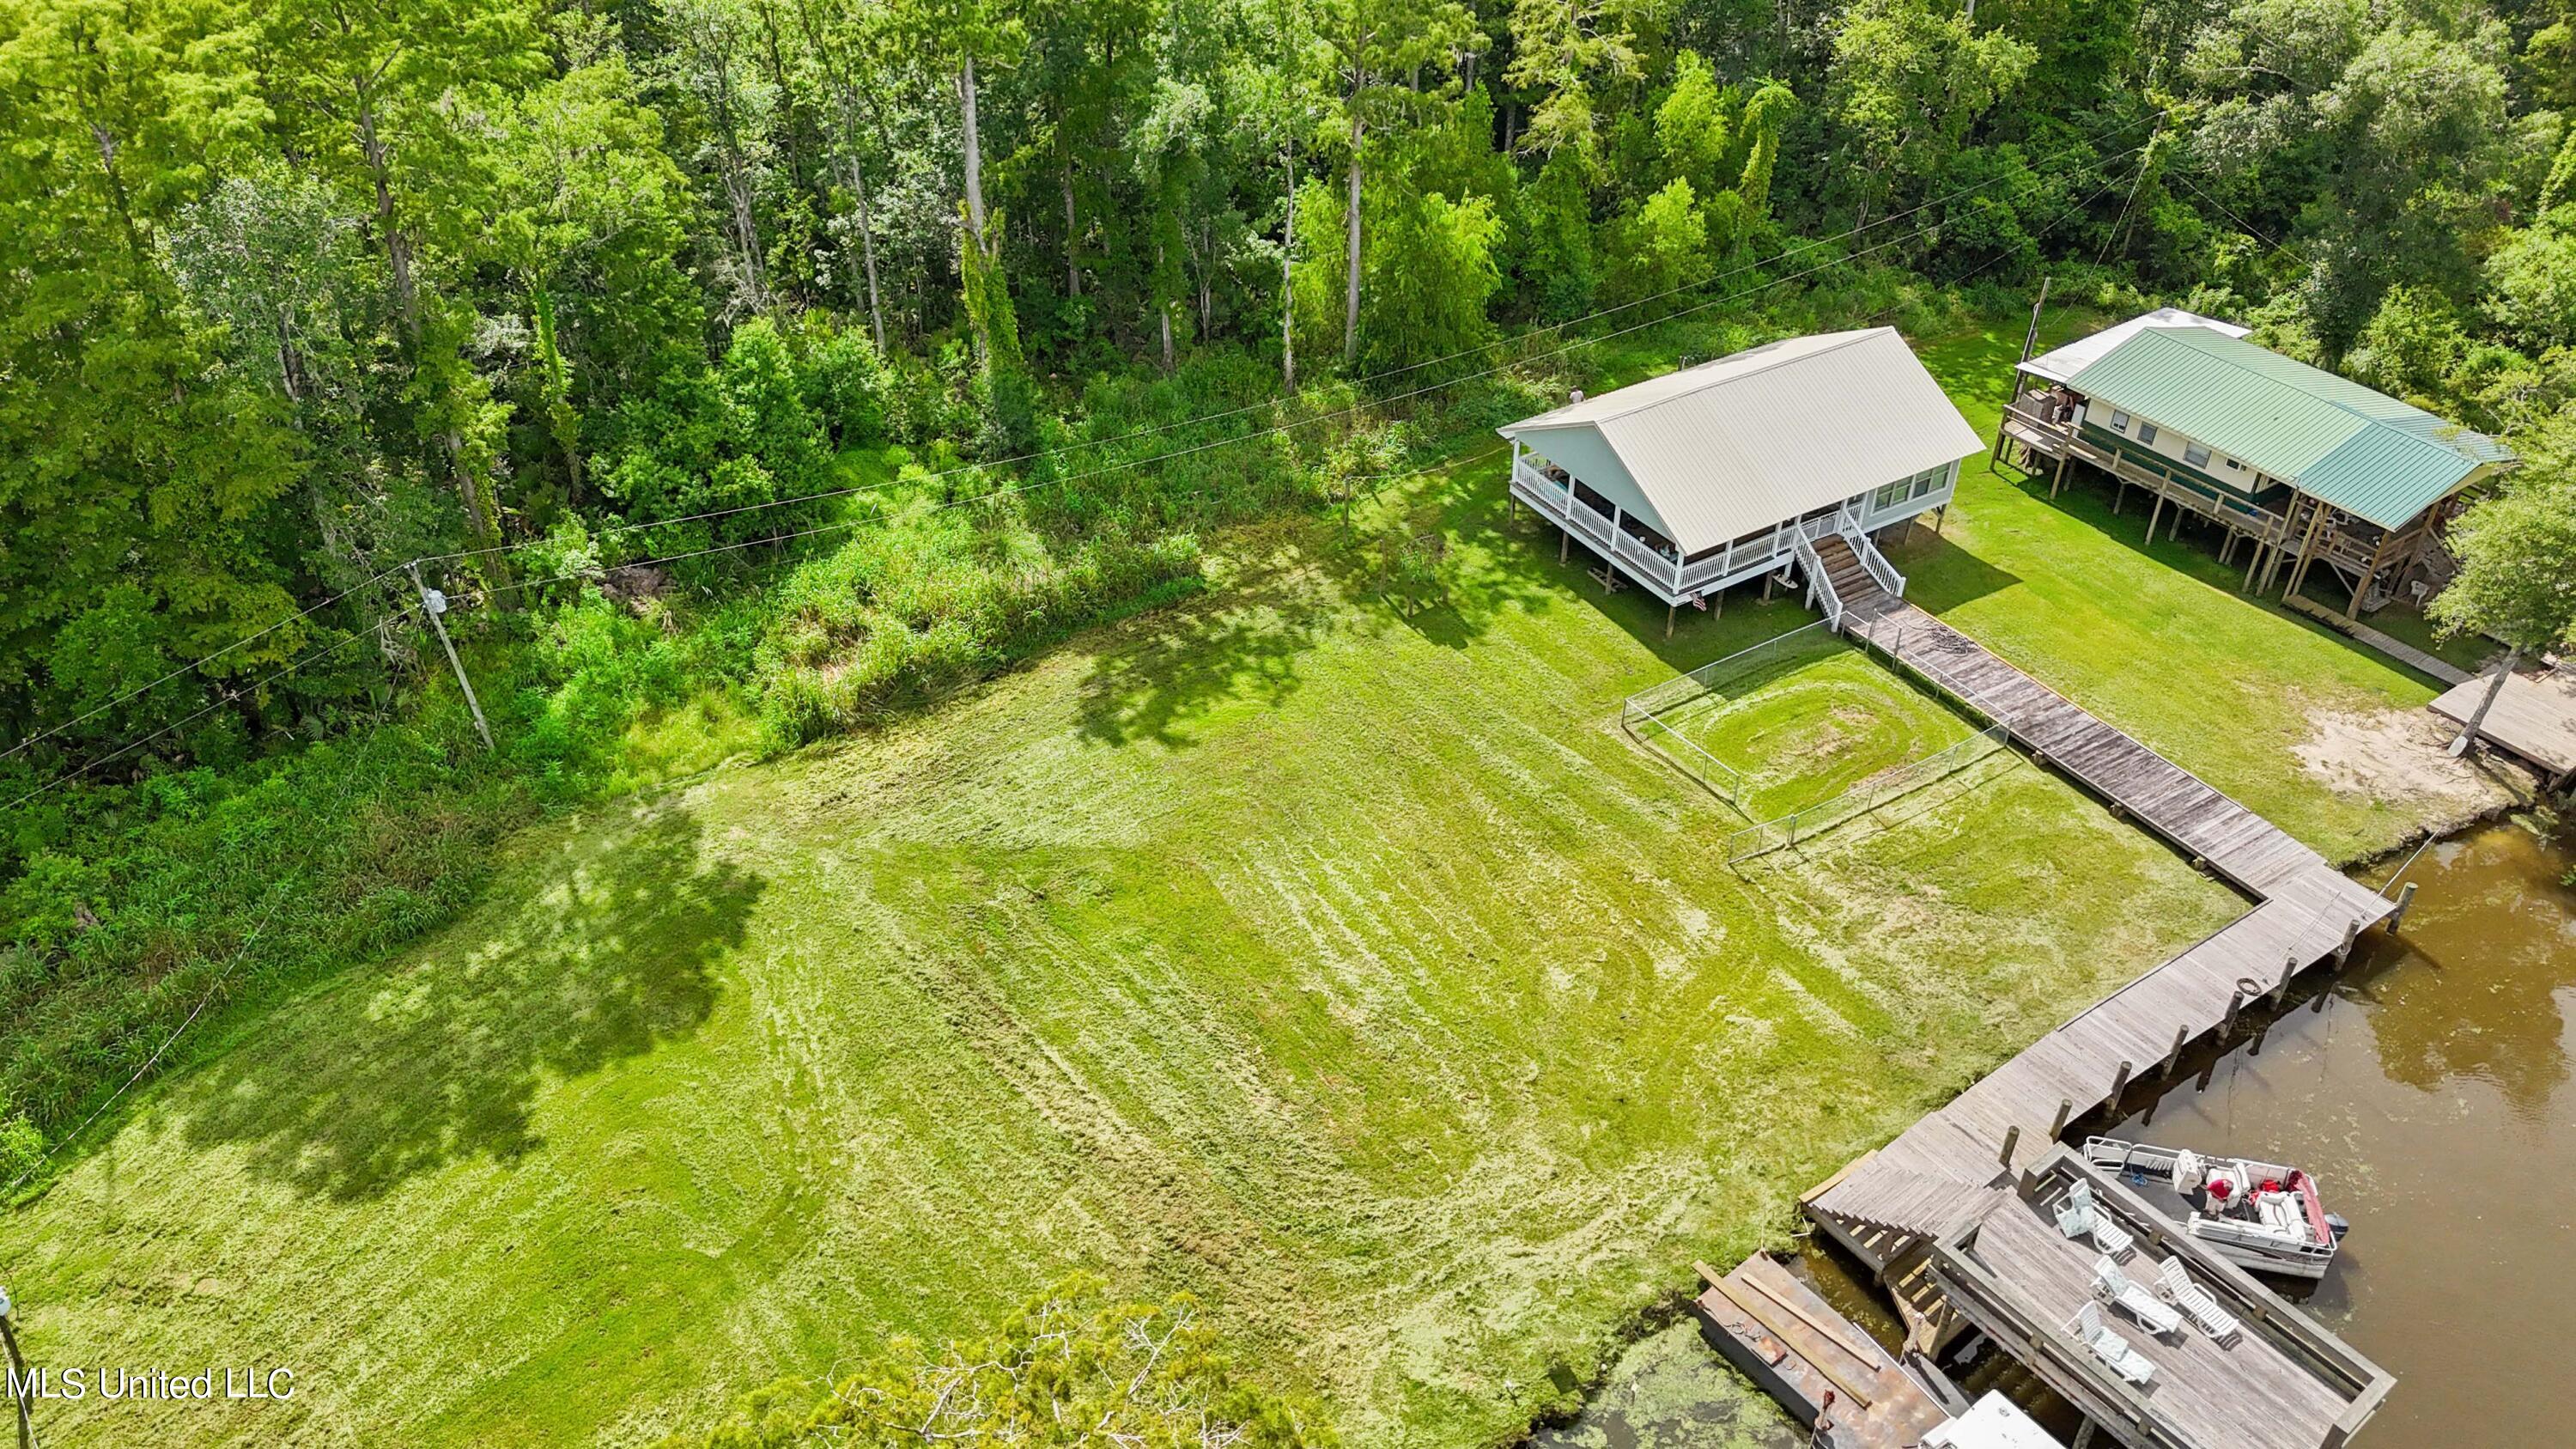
[7, 316, 2458, 1449]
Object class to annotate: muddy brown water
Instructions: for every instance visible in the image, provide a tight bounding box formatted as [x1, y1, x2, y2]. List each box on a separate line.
[1542, 820, 2574, 1448]
[2093, 820, 2576, 1447]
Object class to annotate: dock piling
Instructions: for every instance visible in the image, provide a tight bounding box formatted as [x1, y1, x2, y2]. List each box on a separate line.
[2164, 1023, 2189, 1075]
[2223, 987, 2245, 1034]
[2108, 1060, 2133, 1109]
[2391, 880, 2417, 929]
[1998, 1123, 2021, 1169]
[2050, 1098, 2071, 1138]
[2337, 916, 2360, 961]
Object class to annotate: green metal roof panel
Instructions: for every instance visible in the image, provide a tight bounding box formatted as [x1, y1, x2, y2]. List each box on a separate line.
[2299, 429, 2486, 531]
[2064, 326, 2511, 529]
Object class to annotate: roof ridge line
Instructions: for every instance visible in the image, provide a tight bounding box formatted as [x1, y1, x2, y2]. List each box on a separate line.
[2143, 328, 2488, 470]
[1594, 327, 1890, 425]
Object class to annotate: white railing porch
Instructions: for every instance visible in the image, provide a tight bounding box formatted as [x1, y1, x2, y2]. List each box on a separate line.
[1511, 454, 1914, 609]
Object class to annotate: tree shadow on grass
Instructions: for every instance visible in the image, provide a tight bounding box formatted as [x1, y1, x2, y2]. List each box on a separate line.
[178, 804, 762, 1201]
[1072, 540, 1344, 747]
[1073, 462, 1571, 745]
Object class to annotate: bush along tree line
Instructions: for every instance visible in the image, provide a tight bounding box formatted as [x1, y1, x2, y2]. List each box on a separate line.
[5, 0, 2576, 1178]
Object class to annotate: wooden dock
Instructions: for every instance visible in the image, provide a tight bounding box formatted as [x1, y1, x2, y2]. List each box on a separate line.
[1747, 567, 2400, 1448]
[2428, 665, 2576, 786]
[1692, 1255, 1957, 1448]
[1930, 1152, 2393, 1449]
[1809, 588, 2394, 1232]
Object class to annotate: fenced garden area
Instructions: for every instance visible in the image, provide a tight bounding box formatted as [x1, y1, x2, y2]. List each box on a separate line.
[1621, 619, 2012, 861]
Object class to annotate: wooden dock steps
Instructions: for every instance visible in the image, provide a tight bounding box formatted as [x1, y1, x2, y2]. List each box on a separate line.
[1810, 533, 1880, 607]
[1887, 1241, 1972, 1356]
[1808, 1166, 1999, 1242]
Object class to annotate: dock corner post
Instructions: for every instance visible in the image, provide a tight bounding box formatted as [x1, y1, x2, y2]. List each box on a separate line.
[2050, 1098, 2072, 1139]
[2108, 1060, 2133, 1108]
[1997, 1123, 2021, 1170]
[2391, 880, 2417, 929]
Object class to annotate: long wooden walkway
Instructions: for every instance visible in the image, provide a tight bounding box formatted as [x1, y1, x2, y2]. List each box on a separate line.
[1799, 573, 2395, 1256]
[1700, 550, 2403, 1448]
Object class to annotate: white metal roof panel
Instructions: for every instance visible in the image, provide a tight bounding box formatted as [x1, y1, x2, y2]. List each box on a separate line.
[1498, 328, 1983, 553]
[2017, 307, 2249, 385]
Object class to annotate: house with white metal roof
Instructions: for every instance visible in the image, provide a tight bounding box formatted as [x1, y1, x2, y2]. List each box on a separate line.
[1498, 328, 1984, 631]
[1998, 312, 2514, 619]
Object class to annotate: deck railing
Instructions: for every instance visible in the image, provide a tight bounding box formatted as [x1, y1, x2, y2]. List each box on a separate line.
[1839, 522, 1907, 598]
[2002, 400, 2299, 548]
[1515, 455, 1932, 606]
[1793, 533, 1846, 626]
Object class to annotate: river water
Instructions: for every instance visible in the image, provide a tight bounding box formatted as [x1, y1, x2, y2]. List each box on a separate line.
[1540, 819, 2574, 1448]
[2096, 819, 2576, 1446]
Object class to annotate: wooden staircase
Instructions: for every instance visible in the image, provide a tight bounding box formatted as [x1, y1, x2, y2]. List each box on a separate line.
[1809, 533, 1893, 619]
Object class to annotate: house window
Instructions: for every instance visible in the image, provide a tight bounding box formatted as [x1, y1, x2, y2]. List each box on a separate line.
[2184, 443, 2211, 468]
[2137, 422, 2159, 445]
[2225, 458, 2243, 471]
[2109, 411, 2130, 432]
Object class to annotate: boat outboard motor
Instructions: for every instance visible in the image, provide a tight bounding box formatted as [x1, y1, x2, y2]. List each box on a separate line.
[2325, 1213, 2352, 1242]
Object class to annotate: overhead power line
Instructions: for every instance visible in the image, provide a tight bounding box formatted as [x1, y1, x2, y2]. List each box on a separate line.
[3, 120, 2160, 788]
[406, 110, 2172, 575]
[0, 158, 2148, 1185]
[470, 143, 2149, 604]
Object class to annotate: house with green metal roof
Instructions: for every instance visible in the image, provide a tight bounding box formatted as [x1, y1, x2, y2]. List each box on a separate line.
[1996, 312, 2515, 619]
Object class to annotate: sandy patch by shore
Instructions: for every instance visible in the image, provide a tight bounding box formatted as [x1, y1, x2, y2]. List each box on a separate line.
[2294, 704, 2530, 831]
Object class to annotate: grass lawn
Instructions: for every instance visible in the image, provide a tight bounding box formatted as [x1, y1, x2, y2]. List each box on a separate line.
[0, 307, 2481, 1449]
[0, 431, 2245, 1448]
[1899, 310, 2498, 865]
[1639, 629, 1979, 823]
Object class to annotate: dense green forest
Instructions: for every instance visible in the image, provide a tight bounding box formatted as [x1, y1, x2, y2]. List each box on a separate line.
[3, 0, 2574, 1176]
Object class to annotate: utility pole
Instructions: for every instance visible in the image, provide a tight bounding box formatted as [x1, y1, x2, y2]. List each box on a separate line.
[1, 1285, 36, 1449]
[408, 563, 494, 752]
[2018, 276, 2051, 368]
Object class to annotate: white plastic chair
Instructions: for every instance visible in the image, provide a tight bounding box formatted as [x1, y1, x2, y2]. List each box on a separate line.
[2093, 1256, 2184, 1338]
[2069, 1302, 2156, 1385]
[2057, 1182, 2135, 1258]
[2155, 1257, 2243, 1343]
[2055, 1184, 2096, 1240]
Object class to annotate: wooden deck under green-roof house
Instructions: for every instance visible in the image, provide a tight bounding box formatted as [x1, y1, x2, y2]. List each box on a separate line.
[1996, 309, 2517, 619]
